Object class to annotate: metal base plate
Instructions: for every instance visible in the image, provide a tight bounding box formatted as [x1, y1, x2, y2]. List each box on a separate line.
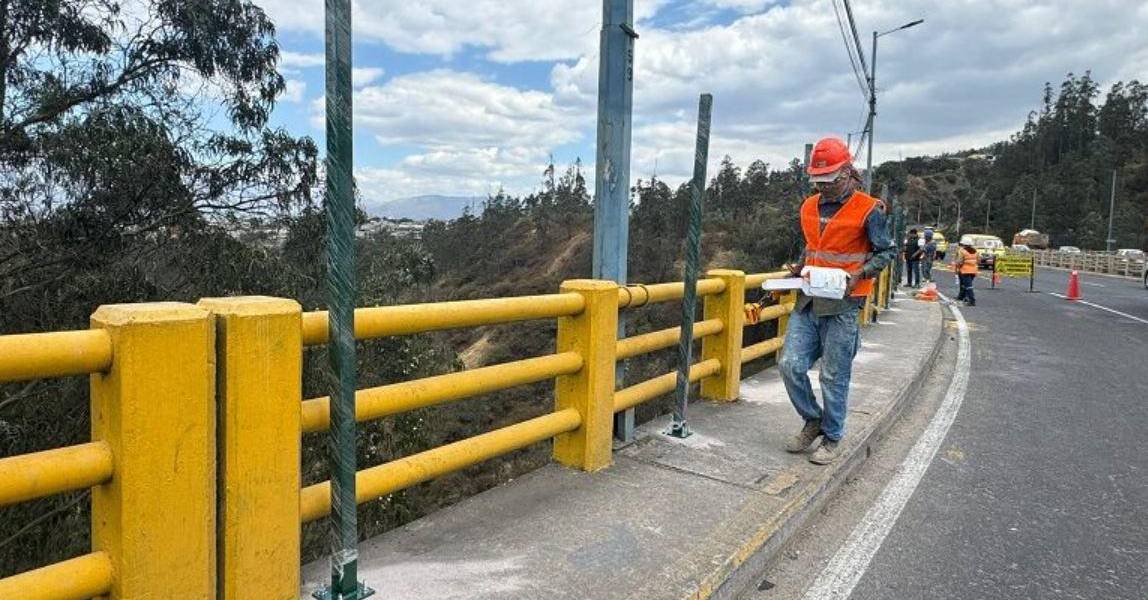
[312, 583, 376, 600]
[663, 421, 693, 439]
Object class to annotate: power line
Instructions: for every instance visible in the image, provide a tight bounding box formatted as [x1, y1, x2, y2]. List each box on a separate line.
[832, 0, 870, 101]
[840, 0, 869, 78]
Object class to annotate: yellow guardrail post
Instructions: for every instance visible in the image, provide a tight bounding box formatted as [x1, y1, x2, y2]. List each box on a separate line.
[553, 280, 618, 471]
[778, 290, 797, 339]
[89, 303, 215, 598]
[700, 269, 745, 401]
[199, 297, 302, 600]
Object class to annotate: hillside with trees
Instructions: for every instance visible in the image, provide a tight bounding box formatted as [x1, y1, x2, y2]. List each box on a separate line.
[875, 73, 1147, 250]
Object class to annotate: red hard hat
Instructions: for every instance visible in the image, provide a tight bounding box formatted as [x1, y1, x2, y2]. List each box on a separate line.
[807, 137, 852, 176]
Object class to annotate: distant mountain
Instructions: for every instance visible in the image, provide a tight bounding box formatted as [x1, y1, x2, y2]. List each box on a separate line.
[365, 195, 484, 221]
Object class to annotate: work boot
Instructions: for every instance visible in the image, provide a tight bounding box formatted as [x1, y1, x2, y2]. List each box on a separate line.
[809, 439, 840, 465]
[785, 420, 822, 453]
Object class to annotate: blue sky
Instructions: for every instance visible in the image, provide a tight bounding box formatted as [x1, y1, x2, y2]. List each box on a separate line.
[255, 0, 1148, 210]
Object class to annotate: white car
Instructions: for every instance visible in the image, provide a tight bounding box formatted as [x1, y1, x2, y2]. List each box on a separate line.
[1116, 248, 1145, 260]
[1012, 244, 1031, 252]
[1058, 246, 1082, 254]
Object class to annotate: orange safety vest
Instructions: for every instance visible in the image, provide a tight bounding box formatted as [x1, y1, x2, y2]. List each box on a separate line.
[799, 191, 879, 298]
[958, 247, 978, 275]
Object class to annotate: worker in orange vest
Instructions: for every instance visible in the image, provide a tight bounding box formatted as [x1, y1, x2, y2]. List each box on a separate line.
[779, 138, 898, 465]
[954, 241, 979, 306]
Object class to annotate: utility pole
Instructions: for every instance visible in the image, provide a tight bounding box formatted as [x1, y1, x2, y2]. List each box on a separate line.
[864, 19, 924, 193]
[1030, 186, 1037, 229]
[593, 0, 637, 442]
[1106, 168, 1118, 251]
[802, 143, 813, 196]
[985, 194, 991, 232]
[865, 31, 877, 193]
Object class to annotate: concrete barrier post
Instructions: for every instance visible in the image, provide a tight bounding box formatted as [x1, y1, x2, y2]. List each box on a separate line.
[199, 297, 302, 600]
[700, 269, 746, 402]
[554, 280, 618, 471]
[89, 303, 215, 598]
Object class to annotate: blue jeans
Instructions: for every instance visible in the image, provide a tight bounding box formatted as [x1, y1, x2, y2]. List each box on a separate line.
[921, 258, 933, 281]
[778, 305, 861, 442]
[905, 260, 920, 287]
[958, 273, 976, 304]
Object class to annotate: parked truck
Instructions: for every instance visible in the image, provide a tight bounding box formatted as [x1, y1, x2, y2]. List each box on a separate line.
[1012, 229, 1049, 249]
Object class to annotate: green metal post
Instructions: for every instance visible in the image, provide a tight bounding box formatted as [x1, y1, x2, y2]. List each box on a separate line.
[668, 94, 712, 439]
[318, 0, 372, 598]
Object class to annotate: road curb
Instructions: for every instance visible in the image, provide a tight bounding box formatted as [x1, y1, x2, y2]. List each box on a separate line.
[697, 300, 948, 600]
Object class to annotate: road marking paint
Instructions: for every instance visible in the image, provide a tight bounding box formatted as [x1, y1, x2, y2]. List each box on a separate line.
[1047, 293, 1148, 325]
[802, 296, 970, 600]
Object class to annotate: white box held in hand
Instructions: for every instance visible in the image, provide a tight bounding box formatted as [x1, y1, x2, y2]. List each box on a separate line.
[801, 266, 849, 300]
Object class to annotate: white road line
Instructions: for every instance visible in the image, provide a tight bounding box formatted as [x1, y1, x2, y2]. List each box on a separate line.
[1047, 293, 1148, 325]
[802, 296, 970, 600]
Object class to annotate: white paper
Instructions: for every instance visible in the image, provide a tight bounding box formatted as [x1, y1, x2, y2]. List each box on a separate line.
[801, 266, 849, 300]
[762, 277, 805, 291]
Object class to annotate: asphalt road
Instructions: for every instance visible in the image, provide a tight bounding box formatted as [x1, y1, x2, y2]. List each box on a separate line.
[748, 264, 1148, 599]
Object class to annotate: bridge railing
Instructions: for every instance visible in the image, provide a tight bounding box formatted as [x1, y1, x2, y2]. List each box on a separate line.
[0, 304, 216, 600]
[205, 269, 795, 598]
[1033, 249, 1147, 277]
[0, 268, 831, 599]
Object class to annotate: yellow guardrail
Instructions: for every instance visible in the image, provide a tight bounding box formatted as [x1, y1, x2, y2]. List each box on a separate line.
[0, 269, 798, 599]
[0, 303, 216, 600]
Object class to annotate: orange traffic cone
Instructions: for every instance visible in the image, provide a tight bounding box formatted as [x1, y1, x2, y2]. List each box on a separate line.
[1065, 270, 1081, 301]
[915, 282, 939, 302]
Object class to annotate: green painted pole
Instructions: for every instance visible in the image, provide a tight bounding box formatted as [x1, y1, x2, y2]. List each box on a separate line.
[668, 93, 712, 439]
[320, 0, 372, 598]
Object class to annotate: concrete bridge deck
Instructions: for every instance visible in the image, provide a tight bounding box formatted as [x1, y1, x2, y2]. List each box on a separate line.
[301, 297, 943, 599]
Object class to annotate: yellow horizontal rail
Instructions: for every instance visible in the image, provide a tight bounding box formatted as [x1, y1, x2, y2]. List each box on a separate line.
[301, 408, 582, 523]
[741, 337, 785, 364]
[301, 352, 583, 433]
[0, 551, 114, 600]
[617, 278, 726, 309]
[0, 330, 112, 383]
[745, 270, 791, 289]
[613, 358, 723, 413]
[301, 293, 586, 346]
[616, 319, 723, 360]
[0, 442, 114, 507]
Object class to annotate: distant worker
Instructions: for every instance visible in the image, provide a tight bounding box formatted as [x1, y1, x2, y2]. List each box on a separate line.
[954, 241, 978, 306]
[903, 228, 923, 288]
[922, 229, 937, 282]
[779, 137, 897, 465]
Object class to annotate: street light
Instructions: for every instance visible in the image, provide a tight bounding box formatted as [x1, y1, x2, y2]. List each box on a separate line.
[864, 18, 924, 193]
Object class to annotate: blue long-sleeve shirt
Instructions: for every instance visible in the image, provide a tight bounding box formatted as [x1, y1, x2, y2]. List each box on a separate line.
[793, 192, 897, 316]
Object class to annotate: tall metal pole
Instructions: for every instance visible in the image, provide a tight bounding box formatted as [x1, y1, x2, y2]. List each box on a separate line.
[985, 194, 991, 232]
[319, 0, 371, 598]
[1030, 186, 1037, 229]
[593, 0, 637, 442]
[1106, 168, 1117, 252]
[802, 143, 813, 197]
[865, 31, 877, 193]
[668, 94, 712, 439]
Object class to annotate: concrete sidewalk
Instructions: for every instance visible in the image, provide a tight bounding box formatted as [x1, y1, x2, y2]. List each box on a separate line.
[301, 297, 944, 599]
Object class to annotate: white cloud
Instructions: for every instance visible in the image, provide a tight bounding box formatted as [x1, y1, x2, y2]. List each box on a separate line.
[356, 146, 546, 204]
[280, 79, 306, 103]
[351, 70, 581, 149]
[279, 50, 325, 70]
[272, 0, 1148, 201]
[352, 67, 385, 88]
[260, 0, 669, 63]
